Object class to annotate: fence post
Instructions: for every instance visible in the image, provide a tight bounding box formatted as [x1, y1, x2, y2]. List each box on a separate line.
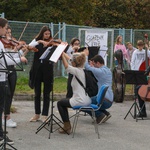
[119, 28, 125, 44]
[61, 22, 66, 77]
[0, 12, 5, 18]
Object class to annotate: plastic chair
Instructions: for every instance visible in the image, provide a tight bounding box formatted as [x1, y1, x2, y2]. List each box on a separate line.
[72, 84, 109, 139]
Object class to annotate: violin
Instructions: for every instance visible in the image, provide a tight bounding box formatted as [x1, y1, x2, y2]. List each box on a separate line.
[0, 36, 17, 48]
[138, 33, 150, 101]
[0, 36, 38, 55]
[44, 38, 61, 47]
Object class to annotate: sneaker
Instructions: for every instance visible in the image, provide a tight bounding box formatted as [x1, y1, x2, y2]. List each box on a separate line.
[102, 114, 112, 123]
[2, 119, 17, 128]
[5, 136, 14, 145]
[96, 114, 107, 124]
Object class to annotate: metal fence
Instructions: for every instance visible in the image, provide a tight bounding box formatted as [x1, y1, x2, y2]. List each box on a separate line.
[4, 20, 150, 78]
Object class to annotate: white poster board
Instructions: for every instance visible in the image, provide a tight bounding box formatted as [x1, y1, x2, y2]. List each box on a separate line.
[85, 30, 108, 65]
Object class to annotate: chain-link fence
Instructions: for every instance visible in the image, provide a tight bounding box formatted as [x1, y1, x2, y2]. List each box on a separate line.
[6, 20, 150, 78]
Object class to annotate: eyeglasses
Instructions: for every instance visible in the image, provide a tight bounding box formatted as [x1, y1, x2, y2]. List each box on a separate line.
[73, 42, 80, 45]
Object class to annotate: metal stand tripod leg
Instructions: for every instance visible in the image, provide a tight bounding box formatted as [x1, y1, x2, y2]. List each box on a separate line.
[1, 80, 17, 150]
[36, 90, 69, 138]
[124, 98, 141, 122]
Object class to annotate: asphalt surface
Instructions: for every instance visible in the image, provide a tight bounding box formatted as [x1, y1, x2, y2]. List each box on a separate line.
[2, 100, 150, 150]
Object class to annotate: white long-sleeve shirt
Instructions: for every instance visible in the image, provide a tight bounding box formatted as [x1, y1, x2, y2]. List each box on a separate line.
[130, 49, 150, 70]
[0, 41, 20, 81]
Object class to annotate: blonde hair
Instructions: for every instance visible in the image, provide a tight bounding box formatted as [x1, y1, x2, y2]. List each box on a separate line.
[115, 35, 122, 44]
[72, 52, 86, 67]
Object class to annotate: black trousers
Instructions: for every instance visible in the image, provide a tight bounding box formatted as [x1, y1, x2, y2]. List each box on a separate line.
[0, 82, 6, 137]
[5, 70, 17, 114]
[135, 85, 146, 113]
[57, 98, 72, 122]
[34, 63, 53, 116]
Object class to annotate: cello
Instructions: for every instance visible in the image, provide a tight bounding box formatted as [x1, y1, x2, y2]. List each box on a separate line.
[113, 49, 126, 103]
[138, 33, 150, 101]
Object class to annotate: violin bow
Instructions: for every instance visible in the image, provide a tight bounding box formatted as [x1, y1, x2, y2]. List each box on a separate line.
[144, 33, 148, 68]
[18, 21, 29, 41]
[53, 24, 65, 39]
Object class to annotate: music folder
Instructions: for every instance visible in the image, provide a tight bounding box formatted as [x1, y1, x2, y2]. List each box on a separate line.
[39, 44, 68, 63]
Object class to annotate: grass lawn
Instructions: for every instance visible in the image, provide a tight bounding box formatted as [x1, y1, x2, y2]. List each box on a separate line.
[15, 76, 68, 94]
[15, 76, 133, 95]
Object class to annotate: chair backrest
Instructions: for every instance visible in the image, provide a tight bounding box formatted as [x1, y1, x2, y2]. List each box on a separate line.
[96, 85, 109, 106]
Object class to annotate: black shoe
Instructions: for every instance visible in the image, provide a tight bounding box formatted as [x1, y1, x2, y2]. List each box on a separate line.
[5, 136, 14, 145]
[96, 114, 107, 124]
[102, 113, 112, 123]
[137, 112, 147, 118]
[103, 110, 110, 116]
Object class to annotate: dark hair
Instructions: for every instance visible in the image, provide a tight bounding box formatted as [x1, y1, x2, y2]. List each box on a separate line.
[35, 26, 52, 41]
[70, 37, 80, 45]
[137, 40, 144, 46]
[7, 25, 11, 30]
[0, 18, 8, 27]
[91, 55, 104, 64]
[78, 47, 86, 52]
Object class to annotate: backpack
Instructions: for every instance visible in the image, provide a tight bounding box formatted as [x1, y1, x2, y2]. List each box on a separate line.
[75, 70, 98, 97]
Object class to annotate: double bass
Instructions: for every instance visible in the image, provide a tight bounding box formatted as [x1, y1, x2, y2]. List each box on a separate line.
[113, 49, 126, 103]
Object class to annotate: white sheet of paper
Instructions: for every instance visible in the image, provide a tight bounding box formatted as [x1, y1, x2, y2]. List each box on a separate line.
[49, 44, 68, 63]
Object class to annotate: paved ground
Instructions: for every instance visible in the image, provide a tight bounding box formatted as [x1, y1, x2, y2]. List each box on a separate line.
[2, 100, 150, 150]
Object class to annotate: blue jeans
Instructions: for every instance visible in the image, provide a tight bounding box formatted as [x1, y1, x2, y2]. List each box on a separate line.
[90, 96, 112, 117]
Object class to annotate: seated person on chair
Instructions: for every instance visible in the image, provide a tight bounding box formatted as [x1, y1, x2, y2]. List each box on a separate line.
[83, 47, 113, 124]
[57, 52, 91, 134]
[130, 40, 150, 117]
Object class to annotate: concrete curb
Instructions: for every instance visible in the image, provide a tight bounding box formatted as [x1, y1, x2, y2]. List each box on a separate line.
[14, 93, 133, 101]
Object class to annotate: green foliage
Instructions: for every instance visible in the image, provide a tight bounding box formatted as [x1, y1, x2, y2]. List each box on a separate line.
[0, 0, 150, 31]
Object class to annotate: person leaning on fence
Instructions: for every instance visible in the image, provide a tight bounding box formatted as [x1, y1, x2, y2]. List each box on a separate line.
[114, 35, 127, 67]
[57, 52, 91, 134]
[83, 48, 114, 124]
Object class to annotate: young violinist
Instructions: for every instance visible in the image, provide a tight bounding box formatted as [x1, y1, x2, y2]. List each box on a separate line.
[29, 26, 59, 122]
[0, 17, 27, 144]
[130, 40, 150, 117]
[1, 26, 19, 128]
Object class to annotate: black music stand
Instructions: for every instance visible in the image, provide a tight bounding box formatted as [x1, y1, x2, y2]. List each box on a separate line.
[88, 46, 99, 60]
[36, 45, 69, 138]
[0, 51, 23, 150]
[124, 70, 148, 122]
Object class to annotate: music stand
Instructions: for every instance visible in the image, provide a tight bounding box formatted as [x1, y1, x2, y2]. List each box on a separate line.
[88, 46, 99, 60]
[123, 70, 148, 122]
[0, 51, 23, 150]
[36, 44, 69, 138]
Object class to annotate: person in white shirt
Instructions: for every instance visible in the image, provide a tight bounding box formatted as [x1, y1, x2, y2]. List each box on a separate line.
[0, 17, 27, 145]
[57, 52, 91, 134]
[130, 40, 150, 117]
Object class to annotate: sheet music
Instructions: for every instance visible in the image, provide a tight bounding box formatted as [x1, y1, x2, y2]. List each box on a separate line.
[39, 47, 52, 60]
[49, 44, 68, 63]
